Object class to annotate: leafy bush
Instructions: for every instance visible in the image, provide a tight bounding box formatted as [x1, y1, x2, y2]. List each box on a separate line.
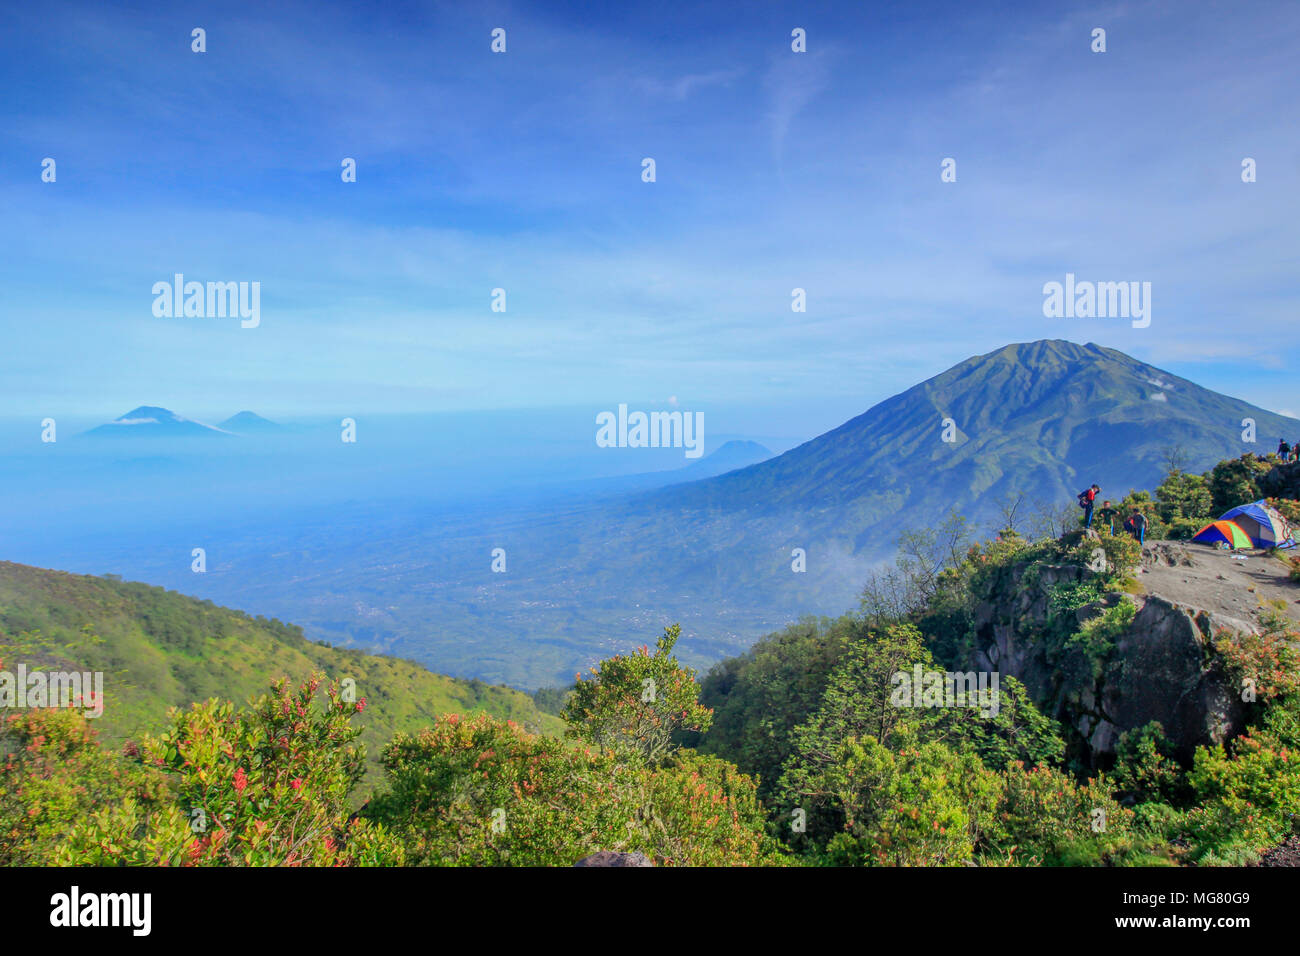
[816, 732, 1001, 866]
[1058, 526, 1142, 581]
[693, 614, 859, 801]
[1111, 722, 1184, 805]
[1068, 597, 1137, 663]
[932, 675, 1066, 772]
[988, 762, 1156, 866]
[1184, 730, 1300, 864]
[365, 713, 785, 866]
[1211, 607, 1300, 703]
[1267, 497, 1300, 526]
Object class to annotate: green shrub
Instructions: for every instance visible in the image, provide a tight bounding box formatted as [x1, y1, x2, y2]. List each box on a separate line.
[1184, 731, 1300, 864]
[365, 713, 785, 866]
[562, 624, 712, 765]
[1211, 608, 1300, 703]
[1111, 722, 1184, 805]
[1068, 596, 1137, 663]
[988, 762, 1157, 865]
[1205, 455, 1273, 517]
[809, 731, 1001, 867]
[1154, 469, 1212, 528]
[1058, 526, 1141, 581]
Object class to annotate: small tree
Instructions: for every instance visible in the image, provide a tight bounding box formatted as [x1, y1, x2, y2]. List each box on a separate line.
[1154, 468, 1212, 534]
[995, 491, 1027, 536]
[859, 510, 973, 625]
[561, 624, 712, 765]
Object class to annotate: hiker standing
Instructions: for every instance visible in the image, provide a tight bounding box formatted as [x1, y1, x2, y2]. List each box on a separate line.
[1130, 510, 1147, 546]
[1098, 499, 1117, 534]
[1279, 438, 1291, 461]
[1078, 484, 1100, 529]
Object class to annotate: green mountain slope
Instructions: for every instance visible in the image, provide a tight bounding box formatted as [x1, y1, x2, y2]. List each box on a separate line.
[0, 561, 564, 770]
[654, 340, 1299, 521]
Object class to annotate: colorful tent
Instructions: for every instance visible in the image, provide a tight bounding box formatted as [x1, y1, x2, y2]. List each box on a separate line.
[1192, 520, 1254, 550]
[1218, 500, 1294, 549]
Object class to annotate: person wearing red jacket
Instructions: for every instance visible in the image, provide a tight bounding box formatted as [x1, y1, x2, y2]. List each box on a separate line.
[1079, 484, 1100, 529]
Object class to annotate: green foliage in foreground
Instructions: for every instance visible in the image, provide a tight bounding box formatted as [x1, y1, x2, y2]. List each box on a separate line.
[2, 677, 405, 866]
[2, 672, 783, 867]
[364, 714, 784, 866]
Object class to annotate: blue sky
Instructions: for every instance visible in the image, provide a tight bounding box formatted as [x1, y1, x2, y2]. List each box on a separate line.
[2, 0, 1298, 434]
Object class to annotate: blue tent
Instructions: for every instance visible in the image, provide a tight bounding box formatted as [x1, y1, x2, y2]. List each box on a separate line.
[1218, 500, 1294, 549]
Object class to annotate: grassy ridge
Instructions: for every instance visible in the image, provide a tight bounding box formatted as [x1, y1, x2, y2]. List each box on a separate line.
[0, 561, 564, 778]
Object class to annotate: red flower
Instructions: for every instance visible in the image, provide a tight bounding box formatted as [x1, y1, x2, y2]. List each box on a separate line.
[290, 777, 304, 790]
[233, 767, 248, 794]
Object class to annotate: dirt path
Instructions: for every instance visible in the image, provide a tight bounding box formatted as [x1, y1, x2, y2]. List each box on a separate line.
[1138, 539, 1300, 630]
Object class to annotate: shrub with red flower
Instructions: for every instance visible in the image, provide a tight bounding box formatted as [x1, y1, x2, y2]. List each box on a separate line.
[50, 675, 403, 866]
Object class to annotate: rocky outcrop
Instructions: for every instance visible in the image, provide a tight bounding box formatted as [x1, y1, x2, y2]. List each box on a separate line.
[970, 557, 1253, 765]
[1089, 595, 1248, 760]
[1259, 460, 1300, 500]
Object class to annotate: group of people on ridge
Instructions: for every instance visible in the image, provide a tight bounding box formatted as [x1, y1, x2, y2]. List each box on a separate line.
[1078, 484, 1147, 544]
[1278, 438, 1300, 463]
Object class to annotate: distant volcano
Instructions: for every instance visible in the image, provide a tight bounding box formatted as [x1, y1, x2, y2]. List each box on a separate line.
[84, 406, 232, 438]
[218, 411, 283, 433]
[677, 439, 772, 479]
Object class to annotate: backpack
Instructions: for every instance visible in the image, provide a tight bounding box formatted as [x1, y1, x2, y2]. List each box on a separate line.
[1077, 490, 1090, 509]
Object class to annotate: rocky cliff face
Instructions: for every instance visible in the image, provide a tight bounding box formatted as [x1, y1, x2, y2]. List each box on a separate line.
[969, 555, 1252, 765]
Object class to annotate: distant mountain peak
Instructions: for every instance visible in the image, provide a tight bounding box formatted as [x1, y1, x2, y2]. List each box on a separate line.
[219, 411, 281, 431]
[672, 438, 773, 481]
[115, 405, 187, 424]
[85, 406, 231, 438]
[707, 439, 771, 457]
